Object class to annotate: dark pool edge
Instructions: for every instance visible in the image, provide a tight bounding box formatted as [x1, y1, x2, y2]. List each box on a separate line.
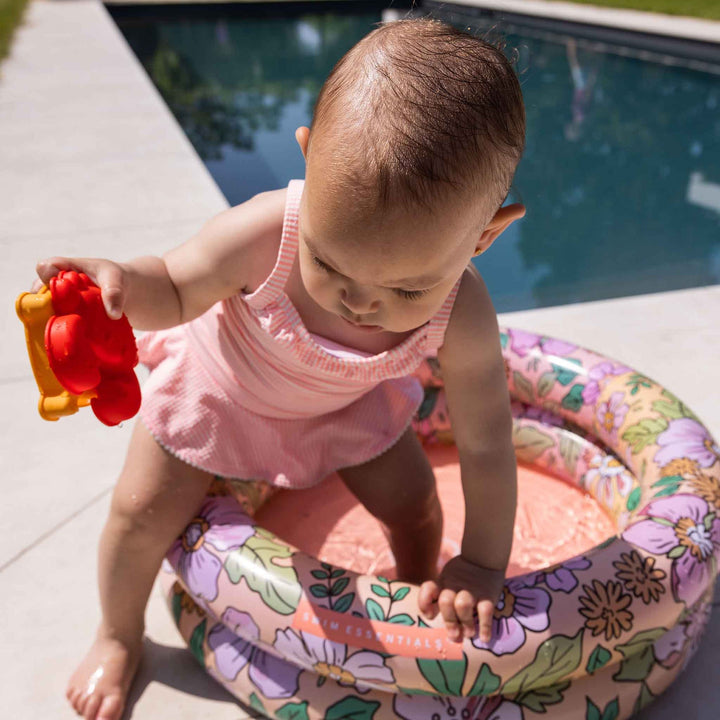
[420, 1, 720, 67]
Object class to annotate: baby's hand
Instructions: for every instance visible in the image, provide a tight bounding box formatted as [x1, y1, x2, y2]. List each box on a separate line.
[418, 556, 504, 644]
[35, 257, 127, 320]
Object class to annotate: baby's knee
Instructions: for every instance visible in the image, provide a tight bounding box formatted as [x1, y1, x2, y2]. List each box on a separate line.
[107, 481, 162, 541]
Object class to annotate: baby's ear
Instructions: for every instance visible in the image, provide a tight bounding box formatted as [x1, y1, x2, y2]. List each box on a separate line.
[295, 127, 310, 161]
[475, 203, 525, 255]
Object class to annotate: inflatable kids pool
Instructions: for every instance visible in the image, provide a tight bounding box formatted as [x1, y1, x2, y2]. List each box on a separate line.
[161, 327, 719, 720]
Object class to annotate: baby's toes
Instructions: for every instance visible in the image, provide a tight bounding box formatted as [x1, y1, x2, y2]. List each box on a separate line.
[66, 685, 84, 714]
[81, 693, 102, 720]
[96, 693, 124, 720]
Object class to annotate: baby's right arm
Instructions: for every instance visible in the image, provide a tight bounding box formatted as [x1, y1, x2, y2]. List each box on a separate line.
[35, 190, 286, 330]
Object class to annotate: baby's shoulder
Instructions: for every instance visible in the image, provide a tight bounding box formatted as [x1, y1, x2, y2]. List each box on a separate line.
[209, 188, 287, 294]
[439, 265, 500, 368]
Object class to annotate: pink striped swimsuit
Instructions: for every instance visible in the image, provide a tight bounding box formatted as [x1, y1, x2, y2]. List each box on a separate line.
[138, 180, 461, 488]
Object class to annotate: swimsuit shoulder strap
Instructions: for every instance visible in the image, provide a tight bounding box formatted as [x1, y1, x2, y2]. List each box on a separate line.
[243, 179, 304, 310]
[425, 274, 463, 353]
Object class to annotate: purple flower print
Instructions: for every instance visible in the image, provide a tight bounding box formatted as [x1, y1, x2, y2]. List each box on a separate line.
[596, 392, 629, 441]
[533, 557, 592, 593]
[653, 598, 712, 670]
[273, 629, 395, 693]
[655, 418, 720, 469]
[394, 694, 522, 720]
[623, 495, 720, 606]
[167, 497, 255, 603]
[208, 608, 301, 698]
[652, 624, 685, 670]
[472, 578, 551, 655]
[508, 329, 577, 359]
[582, 361, 632, 405]
[511, 401, 564, 427]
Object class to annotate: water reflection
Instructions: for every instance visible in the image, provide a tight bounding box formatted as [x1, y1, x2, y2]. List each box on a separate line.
[114, 7, 720, 311]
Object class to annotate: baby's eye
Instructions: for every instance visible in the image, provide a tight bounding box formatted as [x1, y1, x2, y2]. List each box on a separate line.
[394, 288, 430, 301]
[311, 255, 332, 273]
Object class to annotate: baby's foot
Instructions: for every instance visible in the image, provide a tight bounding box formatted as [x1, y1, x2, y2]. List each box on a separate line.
[66, 630, 142, 720]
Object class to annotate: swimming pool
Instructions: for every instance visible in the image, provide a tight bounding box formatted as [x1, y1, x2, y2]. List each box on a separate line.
[111, 2, 720, 312]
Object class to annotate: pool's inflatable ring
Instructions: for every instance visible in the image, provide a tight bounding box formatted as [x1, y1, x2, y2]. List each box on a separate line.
[160, 327, 718, 720]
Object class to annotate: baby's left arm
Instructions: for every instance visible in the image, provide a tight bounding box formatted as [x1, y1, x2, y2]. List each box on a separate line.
[418, 265, 517, 643]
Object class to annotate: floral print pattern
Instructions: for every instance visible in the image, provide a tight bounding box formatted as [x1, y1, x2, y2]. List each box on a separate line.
[655, 418, 720, 469]
[273, 629, 395, 693]
[394, 693, 523, 720]
[579, 579, 634, 640]
[167, 497, 255, 602]
[472, 579, 551, 655]
[612, 551, 666, 604]
[162, 328, 718, 720]
[622, 495, 720, 606]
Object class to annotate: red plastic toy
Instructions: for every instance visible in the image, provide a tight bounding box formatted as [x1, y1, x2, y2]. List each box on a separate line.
[16, 270, 141, 426]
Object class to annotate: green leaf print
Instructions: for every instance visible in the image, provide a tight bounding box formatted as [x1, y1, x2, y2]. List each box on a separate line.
[370, 584, 390, 598]
[613, 628, 666, 682]
[552, 359, 582, 386]
[561, 384, 585, 412]
[622, 418, 669, 455]
[652, 392, 699, 422]
[467, 663, 501, 696]
[513, 371, 535, 404]
[586, 644, 612, 674]
[172, 589, 183, 626]
[626, 487, 642, 512]
[392, 586, 410, 602]
[586, 698, 602, 720]
[503, 630, 583, 695]
[537, 371, 557, 398]
[632, 682, 655, 714]
[277, 701, 310, 720]
[559, 433, 582, 476]
[388, 613, 415, 625]
[224, 534, 301, 615]
[416, 655, 467, 695]
[189, 618, 207, 666]
[331, 577, 350, 596]
[333, 593, 355, 613]
[517, 681, 570, 712]
[324, 696, 380, 720]
[651, 475, 682, 499]
[513, 424, 555, 462]
[586, 697, 619, 720]
[249, 692, 267, 715]
[365, 598, 385, 621]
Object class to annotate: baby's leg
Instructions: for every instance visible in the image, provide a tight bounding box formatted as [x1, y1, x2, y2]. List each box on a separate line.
[67, 420, 213, 720]
[338, 427, 442, 583]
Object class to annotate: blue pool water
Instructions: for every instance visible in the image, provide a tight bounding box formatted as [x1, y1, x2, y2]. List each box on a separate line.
[112, 3, 720, 312]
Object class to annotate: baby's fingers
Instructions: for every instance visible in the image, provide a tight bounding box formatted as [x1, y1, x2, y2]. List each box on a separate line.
[35, 256, 77, 284]
[454, 590, 476, 639]
[438, 589, 463, 643]
[418, 580, 440, 619]
[476, 599, 495, 644]
[94, 262, 126, 319]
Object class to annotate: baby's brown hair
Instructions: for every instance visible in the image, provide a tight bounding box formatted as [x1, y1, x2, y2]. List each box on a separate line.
[308, 18, 526, 224]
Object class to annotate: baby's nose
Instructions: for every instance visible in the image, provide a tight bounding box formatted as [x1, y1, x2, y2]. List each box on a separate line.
[341, 285, 379, 314]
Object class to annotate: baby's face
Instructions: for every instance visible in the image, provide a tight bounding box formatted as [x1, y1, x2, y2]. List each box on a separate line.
[297, 178, 481, 335]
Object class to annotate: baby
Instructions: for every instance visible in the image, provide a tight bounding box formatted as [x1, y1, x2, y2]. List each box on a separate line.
[36, 18, 525, 720]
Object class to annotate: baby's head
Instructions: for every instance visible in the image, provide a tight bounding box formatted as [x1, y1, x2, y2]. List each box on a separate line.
[296, 18, 526, 333]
